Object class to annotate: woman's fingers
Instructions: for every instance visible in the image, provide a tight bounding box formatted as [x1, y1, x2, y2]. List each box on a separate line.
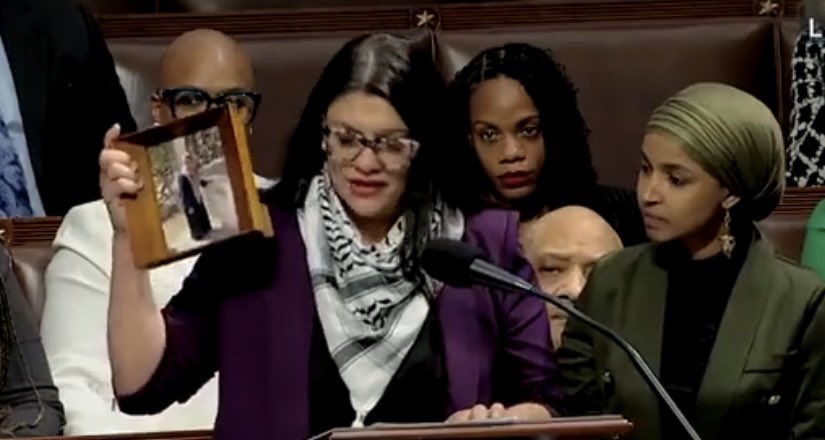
[99, 149, 132, 172]
[469, 404, 490, 420]
[101, 158, 142, 201]
[447, 403, 513, 423]
[98, 123, 137, 235]
[489, 402, 506, 419]
[103, 123, 121, 150]
[105, 160, 136, 180]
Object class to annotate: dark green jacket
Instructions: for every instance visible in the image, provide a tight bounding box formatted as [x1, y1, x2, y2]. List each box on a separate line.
[558, 236, 825, 440]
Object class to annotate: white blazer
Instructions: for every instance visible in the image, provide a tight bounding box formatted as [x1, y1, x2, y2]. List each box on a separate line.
[41, 176, 276, 435]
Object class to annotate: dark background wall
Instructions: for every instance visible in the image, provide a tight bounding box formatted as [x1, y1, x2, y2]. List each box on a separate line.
[79, 0, 519, 14]
[81, 0, 786, 15]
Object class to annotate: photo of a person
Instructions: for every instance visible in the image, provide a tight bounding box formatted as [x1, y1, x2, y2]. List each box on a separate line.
[185, 126, 239, 241]
[150, 126, 240, 254]
[178, 152, 212, 241]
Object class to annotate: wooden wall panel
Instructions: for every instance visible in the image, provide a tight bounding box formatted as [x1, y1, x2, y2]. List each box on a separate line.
[97, 0, 781, 38]
[0, 217, 62, 246]
[79, 0, 158, 14]
[158, 0, 488, 13]
[774, 187, 825, 215]
[98, 7, 414, 37]
[84, 0, 773, 16]
[786, 0, 802, 15]
[439, 0, 758, 29]
[5, 187, 819, 245]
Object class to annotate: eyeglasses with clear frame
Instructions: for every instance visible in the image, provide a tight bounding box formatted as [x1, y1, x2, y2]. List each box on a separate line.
[321, 124, 420, 171]
[155, 87, 262, 124]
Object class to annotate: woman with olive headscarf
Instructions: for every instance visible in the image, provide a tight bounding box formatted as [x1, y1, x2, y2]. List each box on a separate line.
[558, 83, 825, 440]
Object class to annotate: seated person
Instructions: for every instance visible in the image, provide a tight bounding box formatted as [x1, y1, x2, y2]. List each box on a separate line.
[194, 156, 243, 238]
[178, 152, 213, 241]
[103, 33, 561, 440]
[520, 205, 622, 349]
[445, 43, 646, 246]
[559, 83, 825, 440]
[41, 29, 272, 435]
[0, 243, 63, 436]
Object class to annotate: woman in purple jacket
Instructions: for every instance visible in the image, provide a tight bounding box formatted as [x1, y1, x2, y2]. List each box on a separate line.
[99, 32, 562, 440]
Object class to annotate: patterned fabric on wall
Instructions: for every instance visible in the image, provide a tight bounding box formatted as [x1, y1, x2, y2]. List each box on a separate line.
[788, 24, 825, 187]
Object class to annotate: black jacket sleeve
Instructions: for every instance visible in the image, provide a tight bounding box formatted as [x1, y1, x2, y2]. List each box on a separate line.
[76, 3, 136, 134]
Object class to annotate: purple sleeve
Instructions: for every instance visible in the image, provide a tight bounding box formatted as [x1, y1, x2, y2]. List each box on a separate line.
[489, 211, 565, 414]
[116, 259, 220, 415]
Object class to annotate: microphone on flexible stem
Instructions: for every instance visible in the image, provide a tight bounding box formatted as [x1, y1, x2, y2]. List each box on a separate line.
[421, 238, 702, 440]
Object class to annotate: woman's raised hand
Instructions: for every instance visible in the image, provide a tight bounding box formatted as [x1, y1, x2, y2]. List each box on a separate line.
[99, 123, 143, 234]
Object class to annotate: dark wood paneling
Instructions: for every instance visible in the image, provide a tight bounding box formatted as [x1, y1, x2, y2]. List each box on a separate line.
[98, 0, 769, 38]
[439, 0, 758, 29]
[79, 0, 158, 14]
[98, 7, 414, 37]
[157, 0, 486, 13]
[786, 0, 802, 16]
[4, 187, 818, 246]
[775, 186, 825, 215]
[0, 217, 62, 246]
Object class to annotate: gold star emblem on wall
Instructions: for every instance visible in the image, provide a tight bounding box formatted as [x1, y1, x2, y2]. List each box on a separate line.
[415, 9, 436, 28]
[757, 0, 779, 16]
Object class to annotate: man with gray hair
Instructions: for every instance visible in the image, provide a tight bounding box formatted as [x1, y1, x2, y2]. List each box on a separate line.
[520, 205, 623, 349]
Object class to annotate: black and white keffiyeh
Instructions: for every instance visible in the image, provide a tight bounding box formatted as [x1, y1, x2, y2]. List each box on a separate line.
[297, 173, 464, 427]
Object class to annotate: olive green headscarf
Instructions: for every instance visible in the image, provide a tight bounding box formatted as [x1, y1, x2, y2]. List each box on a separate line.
[646, 82, 785, 221]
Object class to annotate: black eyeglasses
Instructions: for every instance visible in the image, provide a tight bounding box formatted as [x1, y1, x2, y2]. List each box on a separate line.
[155, 87, 262, 123]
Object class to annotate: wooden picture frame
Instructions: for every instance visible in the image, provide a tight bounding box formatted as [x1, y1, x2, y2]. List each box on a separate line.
[114, 106, 273, 269]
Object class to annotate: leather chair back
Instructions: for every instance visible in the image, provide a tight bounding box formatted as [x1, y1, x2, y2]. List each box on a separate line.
[0, 218, 61, 328]
[437, 18, 780, 188]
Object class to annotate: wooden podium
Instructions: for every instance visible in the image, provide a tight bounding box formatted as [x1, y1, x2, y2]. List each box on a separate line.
[21, 415, 631, 440]
[311, 416, 633, 439]
[19, 431, 212, 440]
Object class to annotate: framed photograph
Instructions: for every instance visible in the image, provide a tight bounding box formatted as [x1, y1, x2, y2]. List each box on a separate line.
[114, 106, 274, 269]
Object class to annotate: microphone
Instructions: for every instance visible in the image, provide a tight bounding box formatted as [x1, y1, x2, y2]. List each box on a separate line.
[421, 238, 702, 440]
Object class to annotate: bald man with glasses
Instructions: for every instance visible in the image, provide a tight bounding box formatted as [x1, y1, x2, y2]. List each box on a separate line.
[40, 29, 274, 435]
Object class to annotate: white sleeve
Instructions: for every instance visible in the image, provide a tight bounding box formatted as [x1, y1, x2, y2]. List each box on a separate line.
[41, 202, 147, 435]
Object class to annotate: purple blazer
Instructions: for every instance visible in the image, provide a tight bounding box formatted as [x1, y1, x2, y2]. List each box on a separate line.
[118, 205, 563, 440]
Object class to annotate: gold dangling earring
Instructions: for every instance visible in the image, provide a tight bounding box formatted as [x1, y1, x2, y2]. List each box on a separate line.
[720, 208, 735, 258]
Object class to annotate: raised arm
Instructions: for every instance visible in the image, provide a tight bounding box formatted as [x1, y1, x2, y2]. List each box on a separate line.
[101, 124, 166, 397]
[101, 126, 216, 414]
